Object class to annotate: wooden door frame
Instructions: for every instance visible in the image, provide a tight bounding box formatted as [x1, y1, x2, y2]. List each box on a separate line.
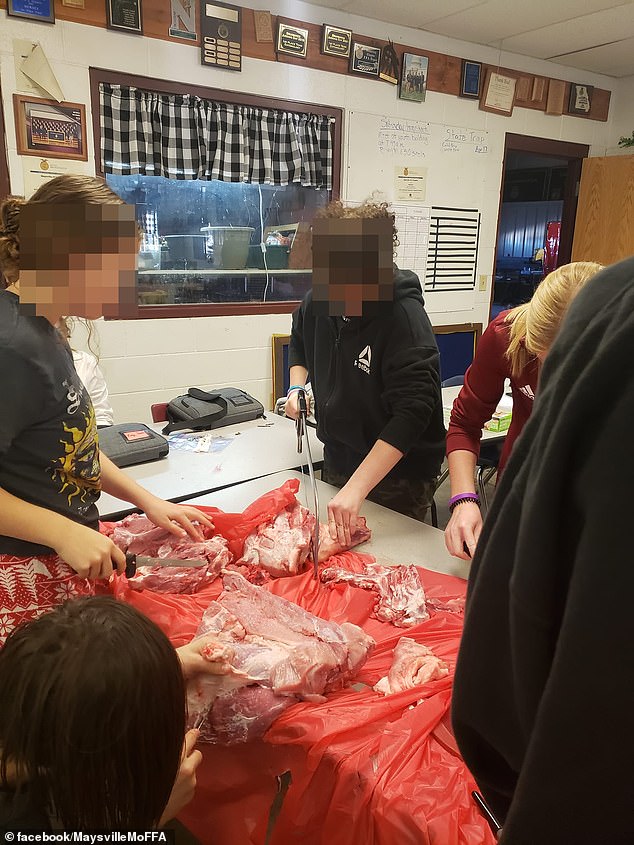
[0, 83, 10, 200]
[490, 133, 589, 316]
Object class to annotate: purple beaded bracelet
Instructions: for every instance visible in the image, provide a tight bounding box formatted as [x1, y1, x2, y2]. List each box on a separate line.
[449, 492, 480, 509]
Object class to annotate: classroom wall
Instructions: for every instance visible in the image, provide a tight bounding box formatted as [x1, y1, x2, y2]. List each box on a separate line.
[0, 2, 628, 422]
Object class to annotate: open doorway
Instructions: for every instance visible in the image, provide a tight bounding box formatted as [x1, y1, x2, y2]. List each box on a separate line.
[491, 133, 589, 320]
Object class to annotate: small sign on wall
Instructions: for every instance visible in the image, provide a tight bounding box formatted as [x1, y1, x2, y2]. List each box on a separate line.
[394, 166, 427, 202]
[169, 0, 197, 40]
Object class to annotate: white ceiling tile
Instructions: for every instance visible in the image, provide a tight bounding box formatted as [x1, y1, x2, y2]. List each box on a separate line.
[551, 37, 634, 76]
[500, 4, 634, 58]
[424, 0, 632, 45]
[341, 0, 485, 27]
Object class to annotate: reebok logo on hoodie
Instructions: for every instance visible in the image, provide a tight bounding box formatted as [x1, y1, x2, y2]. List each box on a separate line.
[355, 345, 372, 374]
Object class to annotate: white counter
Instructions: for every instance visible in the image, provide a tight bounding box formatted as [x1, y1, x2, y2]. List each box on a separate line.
[188, 470, 469, 581]
[98, 415, 323, 520]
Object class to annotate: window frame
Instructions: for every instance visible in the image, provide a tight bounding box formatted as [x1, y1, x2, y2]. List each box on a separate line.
[88, 67, 342, 319]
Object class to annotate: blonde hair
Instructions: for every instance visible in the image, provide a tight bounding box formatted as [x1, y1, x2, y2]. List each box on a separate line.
[505, 261, 604, 377]
[315, 196, 399, 252]
[0, 175, 125, 284]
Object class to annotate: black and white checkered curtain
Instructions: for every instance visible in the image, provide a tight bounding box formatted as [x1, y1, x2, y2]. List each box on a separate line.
[100, 83, 333, 189]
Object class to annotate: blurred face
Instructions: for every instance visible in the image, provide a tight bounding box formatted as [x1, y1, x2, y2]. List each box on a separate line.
[17, 203, 138, 321]
[311, 217, 394, 317]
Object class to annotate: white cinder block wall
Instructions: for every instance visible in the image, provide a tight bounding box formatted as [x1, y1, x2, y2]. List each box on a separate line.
[1, 2, 631, 422]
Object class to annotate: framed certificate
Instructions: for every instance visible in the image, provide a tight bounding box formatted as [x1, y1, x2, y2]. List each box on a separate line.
[349, 42, 381, 77]
[480, 70, 517, 116]
[106, 0, 143, 34]
[321, 24, 351, 58]
[7, 0, 55, 23]
[276, 23, 309, 58]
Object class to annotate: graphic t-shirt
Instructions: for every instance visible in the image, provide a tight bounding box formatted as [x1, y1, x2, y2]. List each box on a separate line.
[0, 291, 101, 556]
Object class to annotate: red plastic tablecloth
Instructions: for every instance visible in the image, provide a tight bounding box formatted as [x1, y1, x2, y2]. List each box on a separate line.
[107, 487, 493, 845]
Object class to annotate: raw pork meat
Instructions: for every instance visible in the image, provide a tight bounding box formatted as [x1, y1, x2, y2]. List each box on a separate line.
[239, 502, 372, 578]
[374, 637, 448, 695]
[240, 503, 316, 577]
[187, 571, 375, 743]
[321, 563, 430, 627]
[111, 514, 233, 593]
[317, 517, 372, 562]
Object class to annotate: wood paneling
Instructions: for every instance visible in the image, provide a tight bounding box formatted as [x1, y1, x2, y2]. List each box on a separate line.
[0, 0, 611, 121]
[572, 155, 634, 265]
[0, 82, 10, 199]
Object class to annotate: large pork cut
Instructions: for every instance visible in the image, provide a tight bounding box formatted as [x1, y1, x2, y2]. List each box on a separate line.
[111, 514, 233, 593]
[187, 571, 375, 743]
[321, 562, 430, 627]
[239, 501, 372, 578]
[374, 637, 449, 695]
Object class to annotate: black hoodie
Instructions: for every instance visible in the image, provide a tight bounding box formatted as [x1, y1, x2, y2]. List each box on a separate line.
[452, 256, 634, 844]
[289, 267, 445, 481]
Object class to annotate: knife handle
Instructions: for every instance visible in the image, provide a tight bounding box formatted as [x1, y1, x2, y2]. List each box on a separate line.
[112, 553, 137, 579]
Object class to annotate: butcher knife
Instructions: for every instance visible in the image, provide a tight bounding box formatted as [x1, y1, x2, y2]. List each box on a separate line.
[295, 388, 320, 576]
[114, 553, 207, 579]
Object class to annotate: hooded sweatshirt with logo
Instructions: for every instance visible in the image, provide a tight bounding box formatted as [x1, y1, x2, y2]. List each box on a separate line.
[289, 267, 445, 481]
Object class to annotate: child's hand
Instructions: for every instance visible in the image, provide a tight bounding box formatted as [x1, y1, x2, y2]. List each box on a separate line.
[55, 522, 126, 579]
[159, 729, 203, 826]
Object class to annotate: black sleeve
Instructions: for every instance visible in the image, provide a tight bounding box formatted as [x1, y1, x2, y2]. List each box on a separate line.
[379, 343, 441, 454]
[288, 302, 307, 370]
[497, 391, 634, 844]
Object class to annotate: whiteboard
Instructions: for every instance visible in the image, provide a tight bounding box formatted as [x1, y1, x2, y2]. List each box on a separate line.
[345, 111, 489, 209]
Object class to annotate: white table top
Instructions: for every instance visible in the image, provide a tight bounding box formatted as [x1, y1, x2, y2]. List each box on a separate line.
[97, 414, 323, 520]
[442, 385, 510, 443]
[188, 470, 469, 581]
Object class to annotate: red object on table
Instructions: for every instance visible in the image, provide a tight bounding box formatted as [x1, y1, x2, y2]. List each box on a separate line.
[106, 484, 495, 845]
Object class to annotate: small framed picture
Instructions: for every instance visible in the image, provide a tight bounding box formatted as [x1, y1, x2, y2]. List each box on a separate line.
[277, 23, 309, 58]
[13, 94, 88, 161]
[349, 42, 381, 77]
[399, 53, 429, 103]
[7, 0, 55, 23]
[568, 83, 593, 115]
[321, 24, 352, 58]
[480, 69, 517, 117]
[106, 0, 143, 34]
[459, 60, 482, 99]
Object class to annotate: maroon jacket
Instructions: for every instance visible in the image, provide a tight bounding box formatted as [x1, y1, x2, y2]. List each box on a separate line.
[446, 311, 539, 475]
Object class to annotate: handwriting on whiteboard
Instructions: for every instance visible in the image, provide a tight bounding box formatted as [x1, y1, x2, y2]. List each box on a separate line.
[378, 117, 432, 158]
[441, 126, 489, 155]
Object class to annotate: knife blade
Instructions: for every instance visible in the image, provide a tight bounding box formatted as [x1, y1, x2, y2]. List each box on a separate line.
[115, 553, 207, 578]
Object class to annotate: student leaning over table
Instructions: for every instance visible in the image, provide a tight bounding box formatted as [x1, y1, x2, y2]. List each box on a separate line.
[0, 176, 212, 643]
[285, 198, 445, 544]
[444, 261, 603, 561]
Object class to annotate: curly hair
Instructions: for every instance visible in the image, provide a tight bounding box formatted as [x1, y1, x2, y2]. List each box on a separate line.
[314, 197, 399, 252]
[0, 175, 125, 285]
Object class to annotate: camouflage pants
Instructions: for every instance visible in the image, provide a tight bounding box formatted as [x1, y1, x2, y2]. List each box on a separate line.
[321, 459, 436, 523]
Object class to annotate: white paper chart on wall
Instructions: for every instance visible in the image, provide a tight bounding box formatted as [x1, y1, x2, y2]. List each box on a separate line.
[425, 207, 481, 293]
[392, 204, 431, 281]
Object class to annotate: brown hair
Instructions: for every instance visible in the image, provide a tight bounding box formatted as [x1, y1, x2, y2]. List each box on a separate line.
[57, 316, 100, 360]
[314, 197, 399, 252]
[0, 597, 186, 830]
[505, 261, 604, 378]
[0, 175, 126, 284]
